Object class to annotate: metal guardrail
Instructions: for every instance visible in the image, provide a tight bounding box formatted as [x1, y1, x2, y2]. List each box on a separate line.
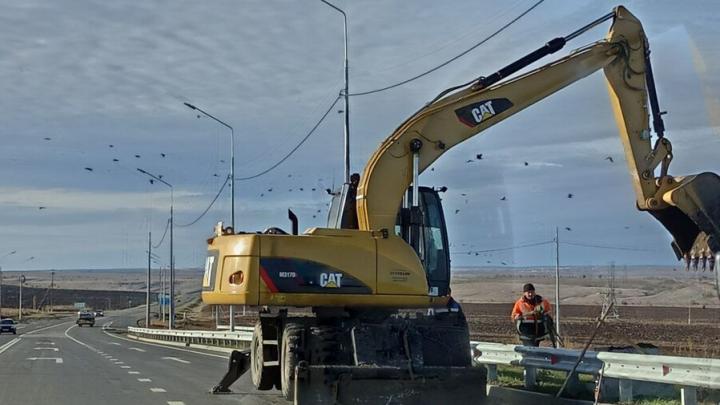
[127, 326, 253, 350]
[126, 328, 719, 404]
[474, 342, 720, 389]
[474, 342, 720, 405]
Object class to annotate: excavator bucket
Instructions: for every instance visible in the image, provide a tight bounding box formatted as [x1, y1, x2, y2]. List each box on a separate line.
[648, 172, 720, 270]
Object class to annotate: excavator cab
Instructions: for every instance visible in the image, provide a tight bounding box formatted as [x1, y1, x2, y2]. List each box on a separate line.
[396, 186, 451, 297]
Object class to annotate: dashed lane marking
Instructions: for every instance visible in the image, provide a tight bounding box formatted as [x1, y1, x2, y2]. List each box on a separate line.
[34, 347, 59, 351]
[150, 388, 166, 393]
[108, 342, 121, 346]
[128, 371, 140, 375]
[114, 361, 125, 364]
[138, 378, 152, 382]
[162, 356, 190, 364]
[129, 347, 146, 352]
[121, 366, 131, 369]
[167, 402, 186, 405]
[27, 357, 63, 364]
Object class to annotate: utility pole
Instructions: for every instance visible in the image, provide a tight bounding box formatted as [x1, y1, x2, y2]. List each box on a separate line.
[50, 271, 54, 312]
[321, 0, 350, 183]
[555, 227, 561, 335]
[146, 231, 151, 328]
[18, 275, 25, 321]
[0, 266, 3, 318]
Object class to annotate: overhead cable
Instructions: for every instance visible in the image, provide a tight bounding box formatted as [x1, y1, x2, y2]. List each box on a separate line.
[176, 174, 230, 228]
[234, 95, 341, 181]
[348, 0, 545, 97]
[152, 218, 171, 248]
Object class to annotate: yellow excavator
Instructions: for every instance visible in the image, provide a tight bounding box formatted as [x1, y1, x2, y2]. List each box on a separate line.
[203, 6, 720, 404]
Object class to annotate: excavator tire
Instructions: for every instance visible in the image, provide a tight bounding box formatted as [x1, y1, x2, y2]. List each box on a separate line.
[251, 322, 277, 390]
[280, 323, 302, 400]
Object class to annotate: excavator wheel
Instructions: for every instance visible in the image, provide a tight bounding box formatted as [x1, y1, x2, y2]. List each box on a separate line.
[251, 322, 278, 390]
[280, 323, 303, 400]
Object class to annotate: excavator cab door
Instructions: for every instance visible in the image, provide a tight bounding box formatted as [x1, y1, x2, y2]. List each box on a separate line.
[397, 187, 451, 296]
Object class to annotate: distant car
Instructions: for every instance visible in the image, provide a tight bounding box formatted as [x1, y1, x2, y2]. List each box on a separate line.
[76, 312, 95, 327]
[0, 319, 17, 334]
[94, 310, 104, 317]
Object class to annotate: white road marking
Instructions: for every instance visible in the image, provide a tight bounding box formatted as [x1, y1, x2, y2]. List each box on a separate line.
[128, 371, 140, 375]
[108, 342, 121, 346]
[114, 361, 125, 364]
[128, 347, 146, 352]
[25, 321, 73, 335]
[138, 378, 152, 382]
[162, 356, 190, 364]
[101, 327, 226, 359]
[0, 338, 21, 355]
[167, 402, 186, 405]
[63, 325, 100, 353]
[109, 358, 118, 361]
[120, 365, 131, 369]
[150, 388, 166, 393]
[34, 347, 59, 351]
[27, 357, 63, 364]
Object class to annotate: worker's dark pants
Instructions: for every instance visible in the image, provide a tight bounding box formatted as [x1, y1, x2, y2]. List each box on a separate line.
[518, 321, 544, 347]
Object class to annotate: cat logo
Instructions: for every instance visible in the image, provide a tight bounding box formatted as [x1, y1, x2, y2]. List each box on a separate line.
[455, 98, 514, 128]
[320, 272, 343, 288]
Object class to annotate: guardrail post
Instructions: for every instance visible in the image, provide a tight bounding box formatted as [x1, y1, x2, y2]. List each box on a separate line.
[681, 386, 697, 405]
[619, 379, 633, 402]
[524, 366, 537, 390]
[486, 364, 497, 382]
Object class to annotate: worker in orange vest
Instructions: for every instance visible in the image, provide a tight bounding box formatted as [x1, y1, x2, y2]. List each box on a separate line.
[511, 283, 553, 346]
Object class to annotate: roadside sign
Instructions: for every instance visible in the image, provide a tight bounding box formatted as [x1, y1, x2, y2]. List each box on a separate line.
[73, 302, 86, 309]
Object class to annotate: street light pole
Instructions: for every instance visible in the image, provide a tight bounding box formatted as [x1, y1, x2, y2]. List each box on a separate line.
[0, 266, 3, 318]
[18, 275, 25, 321]
[183, 102, 235, 230]
[137, 168, 175, 329]
[146, 231, 151, 328]
[321, 0, 350, 183]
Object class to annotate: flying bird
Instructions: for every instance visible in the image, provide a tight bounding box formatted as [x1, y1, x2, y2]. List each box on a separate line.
[605, 156, 614, 163]
[213, 174, 219, 177]
[500, 196, 506, 201]
[43, 137, 51, 141]
[161, 153, 166, 158]
[311, 188, 316, 191]
[326, 188, 333, 195]
[565, 227, 572, 231]
[84, 167, 93, 172]
[38, 206, 47, 210]
[567, 193, 573, 199]
[299, 188, 304, 191]
[149, 179, 155, 185]
[454, 209, 460, 214]
[135, 154, 141, 158]
[465, 159, 473, 163]
[431, 168, 435, 171]
[260, 193, 264, 197]
[268, 188, 273, 192]
[524, 162, 529, 166]
[476, 154, 483, 160]
[109, 144, 114, 148]
[112, 158, 119, 162]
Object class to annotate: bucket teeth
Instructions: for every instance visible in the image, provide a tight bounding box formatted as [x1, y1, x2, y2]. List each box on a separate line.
[684, 235, 715, 272]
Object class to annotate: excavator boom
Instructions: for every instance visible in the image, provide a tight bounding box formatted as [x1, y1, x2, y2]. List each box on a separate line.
[356, 6, 720, 267]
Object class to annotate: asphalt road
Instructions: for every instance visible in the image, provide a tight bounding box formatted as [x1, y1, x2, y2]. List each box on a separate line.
[0, 308, 286, 405]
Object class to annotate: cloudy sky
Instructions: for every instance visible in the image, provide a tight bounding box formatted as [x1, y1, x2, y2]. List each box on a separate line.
[1, 0, 719, 271]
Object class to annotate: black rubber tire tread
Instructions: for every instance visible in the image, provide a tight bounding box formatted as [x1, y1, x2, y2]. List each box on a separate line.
[280, 323, 303, 400]
[251, 322, 276, 390]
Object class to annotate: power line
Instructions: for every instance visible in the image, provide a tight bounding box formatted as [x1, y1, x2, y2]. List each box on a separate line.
[348, 0, 544, 97]
[561, 241, 656, 252]
[234, 95, 341, 181]
[452, 240, 554, 255]
[152, 218, 170, 249]
[176, 174, 230, 228]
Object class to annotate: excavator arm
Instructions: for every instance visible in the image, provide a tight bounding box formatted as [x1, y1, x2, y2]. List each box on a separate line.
[356, 6, 720, 269]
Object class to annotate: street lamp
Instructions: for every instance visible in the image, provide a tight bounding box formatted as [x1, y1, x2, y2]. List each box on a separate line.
[183, 102, 235, 231]
[18, 275, 25, 320]
[321, 0, 351, 183]
[137, 168, 175, 329]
